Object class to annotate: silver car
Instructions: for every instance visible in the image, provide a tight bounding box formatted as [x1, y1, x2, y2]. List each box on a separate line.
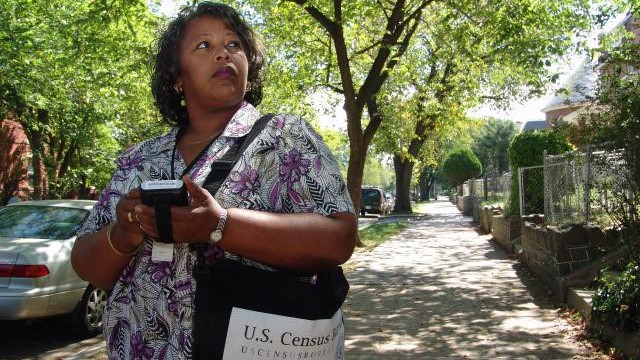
[0, 200, 106, 336]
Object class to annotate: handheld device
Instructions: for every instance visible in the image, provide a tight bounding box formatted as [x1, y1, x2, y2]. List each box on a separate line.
[140, 180, 189, 206]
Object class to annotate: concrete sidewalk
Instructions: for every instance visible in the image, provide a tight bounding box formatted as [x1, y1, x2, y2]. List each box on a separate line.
[343, 198, 605, 359]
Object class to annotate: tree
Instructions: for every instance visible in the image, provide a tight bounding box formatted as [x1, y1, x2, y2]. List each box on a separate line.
[0, 0, 160, 198]
[231, 0, 595, 218]
[442, 148, 482, 186]
[371, 0, 592, 213]
[233, 0, 438, 213]
[472, 119, 517, 175]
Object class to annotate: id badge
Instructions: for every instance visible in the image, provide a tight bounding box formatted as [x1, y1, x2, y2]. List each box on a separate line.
[151, 241, 174, 262]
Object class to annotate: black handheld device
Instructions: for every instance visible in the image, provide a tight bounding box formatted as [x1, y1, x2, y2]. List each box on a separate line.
[139, 180, 189, 243]
[140, 180, 189, 206]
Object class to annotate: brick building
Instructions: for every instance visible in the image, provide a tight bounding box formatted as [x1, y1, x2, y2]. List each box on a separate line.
[0, 119, 31, 204]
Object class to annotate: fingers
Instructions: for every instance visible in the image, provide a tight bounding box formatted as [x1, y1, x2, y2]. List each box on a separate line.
[116, 189, 145, 235]
[182, 175, 212, 205]
[126, 187, 141, 200]
[134, 205, 157, 239]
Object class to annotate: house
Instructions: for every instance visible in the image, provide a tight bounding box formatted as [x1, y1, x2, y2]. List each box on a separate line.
[541, 57, 598, 126]
[520, 120, 549, 132]
[0, 119, 31, 203]
[542, 13, 638, 126]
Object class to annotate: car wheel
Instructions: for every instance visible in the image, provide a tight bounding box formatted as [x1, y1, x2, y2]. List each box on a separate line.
[71, 285, 108, 337]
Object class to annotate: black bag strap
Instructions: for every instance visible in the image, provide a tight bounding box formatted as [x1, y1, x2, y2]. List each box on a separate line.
[201, 113, 273, 196]
[192, 113, 274, 272]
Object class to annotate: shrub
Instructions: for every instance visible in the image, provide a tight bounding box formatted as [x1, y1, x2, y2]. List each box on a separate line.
[507, 130, 573, 216]
[441, 148, 482, 186]
[592, 253, 640, 332]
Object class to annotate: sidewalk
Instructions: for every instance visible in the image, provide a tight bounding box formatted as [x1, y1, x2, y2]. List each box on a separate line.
[343, 198, 605, 359]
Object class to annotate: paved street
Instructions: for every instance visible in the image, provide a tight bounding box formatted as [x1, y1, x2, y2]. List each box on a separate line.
[343, 198, 605, 359]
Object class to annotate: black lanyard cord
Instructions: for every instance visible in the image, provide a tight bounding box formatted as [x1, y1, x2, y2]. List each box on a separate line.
[170, 127, 220, 180]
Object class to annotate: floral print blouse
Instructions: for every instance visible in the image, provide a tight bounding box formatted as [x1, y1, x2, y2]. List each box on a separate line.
[77, 102, 354, 359]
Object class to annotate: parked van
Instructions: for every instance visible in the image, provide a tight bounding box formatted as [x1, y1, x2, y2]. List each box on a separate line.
[360, 186, 387, 216]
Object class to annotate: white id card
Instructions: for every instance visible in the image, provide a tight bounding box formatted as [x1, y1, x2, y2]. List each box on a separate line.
[151, 241, 174, 262]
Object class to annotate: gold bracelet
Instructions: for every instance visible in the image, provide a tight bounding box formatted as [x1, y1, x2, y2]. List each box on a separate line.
[106, 223, 138, 257]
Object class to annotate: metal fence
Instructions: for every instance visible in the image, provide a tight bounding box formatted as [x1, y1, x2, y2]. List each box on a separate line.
[463, 172, 512, 205]
[518, 165, 545, 217]
[518, 146, 638, 229]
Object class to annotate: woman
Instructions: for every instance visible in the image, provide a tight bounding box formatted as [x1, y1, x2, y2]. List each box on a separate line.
[71, 2, 356, 359]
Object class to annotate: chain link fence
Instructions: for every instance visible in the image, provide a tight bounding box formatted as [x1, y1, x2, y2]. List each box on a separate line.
[518, 165, 545, 217]
[462, 172, 511, 205]
[518, 146, 638, 229]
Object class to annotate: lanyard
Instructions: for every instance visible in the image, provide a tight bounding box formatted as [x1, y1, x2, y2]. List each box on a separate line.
[170, 127, 220, 180]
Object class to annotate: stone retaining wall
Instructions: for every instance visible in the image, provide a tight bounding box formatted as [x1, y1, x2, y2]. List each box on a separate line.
[491, 216, 521, 253]
[520, 223, 603, 301]
[456, 195, 474, 216]
[479, 206, 502, 234]
[590, 318, 640, 359]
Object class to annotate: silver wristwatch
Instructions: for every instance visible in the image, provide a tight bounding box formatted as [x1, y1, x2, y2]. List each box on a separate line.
[209, 208, 228, 244]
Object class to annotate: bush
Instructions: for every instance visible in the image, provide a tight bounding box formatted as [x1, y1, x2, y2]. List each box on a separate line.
[592, 253, 640, 332]
[507, 130, 573, 216]
[442, 148, 482, 186]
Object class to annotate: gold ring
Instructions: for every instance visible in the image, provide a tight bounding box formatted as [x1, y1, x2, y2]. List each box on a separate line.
[127, 211, 134, 223]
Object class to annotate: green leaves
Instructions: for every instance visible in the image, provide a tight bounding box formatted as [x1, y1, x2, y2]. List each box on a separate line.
[442, 148, 482, 185]
[0, 0, 161, 197]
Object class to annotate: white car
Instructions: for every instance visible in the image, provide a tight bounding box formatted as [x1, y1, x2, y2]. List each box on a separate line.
[0, 200, 106, 336]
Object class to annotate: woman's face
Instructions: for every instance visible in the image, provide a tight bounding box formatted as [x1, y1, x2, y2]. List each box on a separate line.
[176, 15, 249, 112]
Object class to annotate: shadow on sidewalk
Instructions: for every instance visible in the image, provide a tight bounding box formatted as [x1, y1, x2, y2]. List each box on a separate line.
[343, 216, 590, 359]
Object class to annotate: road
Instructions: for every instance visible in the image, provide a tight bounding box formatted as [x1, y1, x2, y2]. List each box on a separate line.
[0, 317, 103, 359]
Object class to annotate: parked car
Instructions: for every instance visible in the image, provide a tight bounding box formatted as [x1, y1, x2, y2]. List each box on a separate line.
[0, 200, 105, 336]
[360, 186, 388, 216]
[383, 194, 395, 214]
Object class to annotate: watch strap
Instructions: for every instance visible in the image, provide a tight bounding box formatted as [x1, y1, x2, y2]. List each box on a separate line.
[210, 208, 228, 243]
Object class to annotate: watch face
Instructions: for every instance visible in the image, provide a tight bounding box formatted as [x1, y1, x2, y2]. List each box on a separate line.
[210, 231, 222, 243]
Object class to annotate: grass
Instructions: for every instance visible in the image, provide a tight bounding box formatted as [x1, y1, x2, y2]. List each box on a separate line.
[357, 221, 408, 251]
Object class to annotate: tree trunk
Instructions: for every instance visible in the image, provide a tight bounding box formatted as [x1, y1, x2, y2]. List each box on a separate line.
[27, 109, 50, 200]
[419, 168, 435, 201]
[393, 154, 414, 214]
[30, 133, 44, 200]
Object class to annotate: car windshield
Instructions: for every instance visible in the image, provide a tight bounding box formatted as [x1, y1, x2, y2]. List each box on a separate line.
[362, 189, 380, 200]
[0, 205, 89, 240]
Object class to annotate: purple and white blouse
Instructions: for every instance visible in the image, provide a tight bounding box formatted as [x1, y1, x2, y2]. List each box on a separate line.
[77, 102, 354, 359]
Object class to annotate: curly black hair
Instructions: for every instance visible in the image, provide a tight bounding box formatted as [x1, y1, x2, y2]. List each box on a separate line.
[151, 2, 265, 127]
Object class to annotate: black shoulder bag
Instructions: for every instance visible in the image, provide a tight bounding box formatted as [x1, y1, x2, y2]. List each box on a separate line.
[192, 114, 350, 360]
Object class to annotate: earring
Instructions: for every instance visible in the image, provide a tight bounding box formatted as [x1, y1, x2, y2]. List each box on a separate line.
[174, 84, 185, 106]
[245, 82, 252, 92]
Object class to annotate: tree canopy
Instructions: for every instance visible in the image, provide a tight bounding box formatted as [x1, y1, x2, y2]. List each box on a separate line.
[229, 0, 598, 212]
[472, 119, 517, 175]
[0, 0, 162, 198]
